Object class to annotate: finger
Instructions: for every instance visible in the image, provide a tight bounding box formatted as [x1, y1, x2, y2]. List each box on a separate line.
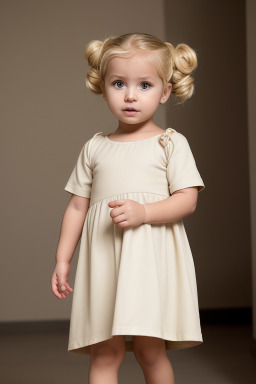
[57, 285, 67, 299]
[56, 278, 69, 294]
[113, 213, 127, 224]
[110, 205, 124, 218]
[65, 283, 73, 292]
[58, 281, 73, 296]
[117, 220, 129, 228]
[51, 274, 63, 299]
[108, 199, 125, 206]
[52, 282, 63, 299]
[58, 283, 69, 294]
[51, 274, 67, 299]
[59, 284, 72, 295]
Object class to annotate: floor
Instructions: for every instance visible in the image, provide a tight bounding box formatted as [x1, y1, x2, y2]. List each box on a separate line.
[1, 323, 256, 383]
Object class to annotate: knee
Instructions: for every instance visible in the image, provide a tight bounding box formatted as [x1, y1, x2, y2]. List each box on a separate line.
[134, 345, 167, 368]
[134, 348, 160, 368]
[90, 345, 126, 368]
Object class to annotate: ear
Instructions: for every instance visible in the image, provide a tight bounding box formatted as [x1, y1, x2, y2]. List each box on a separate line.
[160, 83, 172, 104]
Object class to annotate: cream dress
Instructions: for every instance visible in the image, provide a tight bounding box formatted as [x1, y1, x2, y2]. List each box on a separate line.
[64, 127, 205, 355]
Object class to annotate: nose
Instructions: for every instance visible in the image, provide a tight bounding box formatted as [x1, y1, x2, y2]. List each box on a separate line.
[124, 86, 138, 102]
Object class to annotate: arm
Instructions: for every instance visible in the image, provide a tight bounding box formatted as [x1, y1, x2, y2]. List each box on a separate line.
[56, 194, 90, 264]
[143, 186, 199, 225]
[51, 195, 90, 300]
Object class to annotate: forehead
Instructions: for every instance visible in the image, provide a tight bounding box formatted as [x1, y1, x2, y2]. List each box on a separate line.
[105, 50, 160, 79]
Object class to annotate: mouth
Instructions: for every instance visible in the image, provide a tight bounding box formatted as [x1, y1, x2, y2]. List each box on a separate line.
[123, 107, 138, 112]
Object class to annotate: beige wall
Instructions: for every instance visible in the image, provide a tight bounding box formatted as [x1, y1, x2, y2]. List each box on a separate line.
[1, 0, 252, 322]
[1, 0, 167, 321]
[164, 0, 251, 309]
[246, 0, 256, 341]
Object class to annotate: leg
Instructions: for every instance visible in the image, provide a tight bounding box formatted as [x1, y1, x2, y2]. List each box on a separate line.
[133, 336, 175, 384]
[88, 335, 126, 384]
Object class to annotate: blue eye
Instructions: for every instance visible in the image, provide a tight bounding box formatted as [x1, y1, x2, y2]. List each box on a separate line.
[112, 80, 151, 89]
[113, 81, 124, 88]
[140, 82, 151, 90]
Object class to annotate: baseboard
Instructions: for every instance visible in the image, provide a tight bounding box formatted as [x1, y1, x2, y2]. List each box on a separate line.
[199, 307, 252, 324]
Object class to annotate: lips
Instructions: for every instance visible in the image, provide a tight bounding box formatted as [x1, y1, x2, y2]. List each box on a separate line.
[123, 107, 138, 111]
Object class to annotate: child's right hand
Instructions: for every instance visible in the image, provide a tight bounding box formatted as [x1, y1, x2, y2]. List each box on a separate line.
[51, 261, 73, 299]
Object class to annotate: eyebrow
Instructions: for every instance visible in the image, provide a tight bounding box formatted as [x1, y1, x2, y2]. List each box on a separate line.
[108, 74, 156, 81]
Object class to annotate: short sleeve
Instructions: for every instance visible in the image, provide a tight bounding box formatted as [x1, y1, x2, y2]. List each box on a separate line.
[167, 132, 205, 195]
[64, 139, 93, 198]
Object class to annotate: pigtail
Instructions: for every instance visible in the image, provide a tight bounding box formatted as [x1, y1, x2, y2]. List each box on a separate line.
[84, 40, 105, 94]
[165, 42, 198, 104]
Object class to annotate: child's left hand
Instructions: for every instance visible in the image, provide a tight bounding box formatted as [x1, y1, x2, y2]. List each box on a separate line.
[108, 199, 146, 228]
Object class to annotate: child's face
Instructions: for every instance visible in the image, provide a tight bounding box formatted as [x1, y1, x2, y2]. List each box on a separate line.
[102, 50, 172, 127]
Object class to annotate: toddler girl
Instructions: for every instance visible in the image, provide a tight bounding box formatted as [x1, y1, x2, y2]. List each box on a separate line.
[51, 32, 205, 384]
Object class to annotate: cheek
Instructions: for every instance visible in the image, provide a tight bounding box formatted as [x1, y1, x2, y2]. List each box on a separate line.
[105, 93, 122, 114]
[143, 86, 162, 100]
[107, 93, 120, 109]
[105, 88, 120, 102]
[142, 92, 161, 106]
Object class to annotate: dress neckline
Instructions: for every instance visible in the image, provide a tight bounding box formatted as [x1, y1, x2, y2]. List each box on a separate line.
[105, 131, 166, 144]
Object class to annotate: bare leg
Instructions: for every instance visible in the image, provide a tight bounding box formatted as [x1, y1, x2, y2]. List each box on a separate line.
[133, 336, 175, 384]
[139, 354, 175, 384]
[88, 335, 126, 384]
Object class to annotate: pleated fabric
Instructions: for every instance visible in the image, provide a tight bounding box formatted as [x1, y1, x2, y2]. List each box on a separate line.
[64, 128, 205, 355]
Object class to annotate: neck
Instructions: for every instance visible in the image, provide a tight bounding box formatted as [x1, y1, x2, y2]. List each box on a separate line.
[116, 119, 160, 135]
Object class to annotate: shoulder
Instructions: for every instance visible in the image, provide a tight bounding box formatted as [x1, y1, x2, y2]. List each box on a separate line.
[169, 130, 192, 152]
[169, 129, 189, 143]
[163, 128, 188, 141]
[87, 131, 105, 144]
[77, 132, 105, 164]
[82, 131, 105, 150]
[91, 131, 105, 140]
[163, 129, 194, 163]
[163, 128, 190, 151]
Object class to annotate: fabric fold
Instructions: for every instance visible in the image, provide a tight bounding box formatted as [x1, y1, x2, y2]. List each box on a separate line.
[68, 192, 203, 355]
[64, 128, 205, 355]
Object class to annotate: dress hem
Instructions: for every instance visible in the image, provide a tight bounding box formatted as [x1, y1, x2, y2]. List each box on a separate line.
[68, 327, 203, 355]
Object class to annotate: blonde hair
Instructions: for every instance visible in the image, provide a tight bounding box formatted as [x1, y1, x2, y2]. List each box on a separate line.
[84, 32, 198, 104]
